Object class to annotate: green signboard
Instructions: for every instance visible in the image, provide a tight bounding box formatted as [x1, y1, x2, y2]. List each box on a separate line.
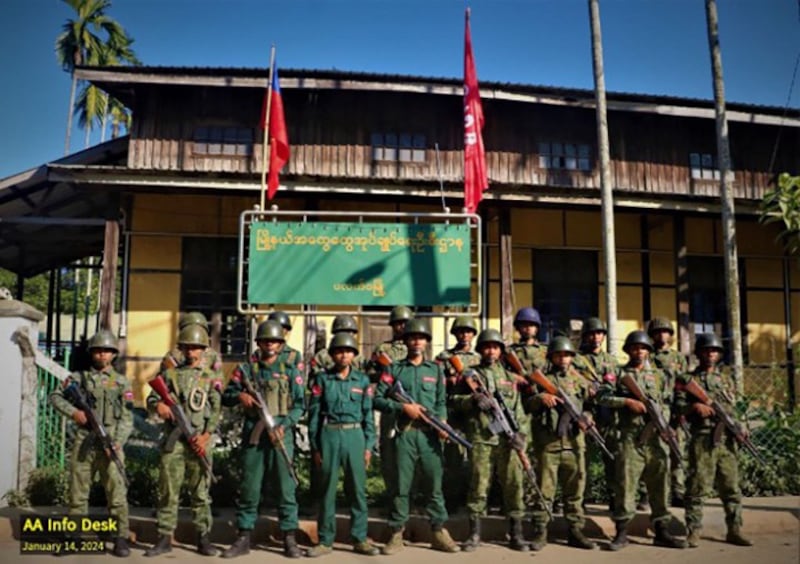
[247, 221, 471, 306]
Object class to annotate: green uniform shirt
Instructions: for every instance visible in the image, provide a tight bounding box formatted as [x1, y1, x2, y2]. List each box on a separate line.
[507, 341, 547, 373]
[436, 348, 480, 387]
[366, 338, 407, 381]
[597, 362, 670, 432]
[307, 366, 376, 452]
[676, 365, 739, 434]
[277, 345, 305, 372]
[528, 365, 592, 450]
[573, 346, 618, 386]
[50, 367, 134, 445]
[374, 359, 447, 421]
[309, 348, 366, 385]
[162, 346, 223, 378]
[146, 365, 222, 440]
[652, 347, 688, 395]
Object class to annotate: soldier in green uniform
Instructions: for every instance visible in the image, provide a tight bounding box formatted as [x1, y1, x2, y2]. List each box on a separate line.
[306, 333, 380, 557]
[507, 307, 547, 373]
[221, 320, 306, 559]
[49, 330, 133, 558]
[366, 306, 412, 508]
[144, 325, 222, 557]
[161, 312, 223, 378]
[648, 317, 689, 507]
[598, 331, 687, 551]
[526, 336, 596, 551]
[269, 310, 305, 372]
[452, 328, 529, 552]
[374, 319, 460, 555]
[677, 333, 752, 548]
[309, 315, 365, 385]
[572, 317, 618, 511]
[435, 316, 481, 512]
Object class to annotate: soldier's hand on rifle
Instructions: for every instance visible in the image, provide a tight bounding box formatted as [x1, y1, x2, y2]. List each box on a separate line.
[624, 398, 647, 414]
[364, 450, 371, 468]
[539, 393, 562, 409]
[472, 392, 493, 412]
[509, 432, 527, 451]
[156, 401, 174, 421]
[191, 432, 211, 455]
[269, 425, 285, 444]
[103, 443, 121, 459]
[312, 451, 322, 468]
[72, 409, 88, 426]
[238, 392, 256, 409]
[401, 402, 423, 420]
[437, 427, 449, 441]
[692, 403, 715, 418]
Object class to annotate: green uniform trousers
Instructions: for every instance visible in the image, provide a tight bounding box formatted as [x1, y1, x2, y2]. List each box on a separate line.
[671, 425, 687, 497]
[684, 433, 742, 530]
[155, 440, 213, 536]
[68, 434, 129, 537]
[613, 433, 671, 525]
[388, 428, 447, 529]
[236, 432, 298, 531]
[532, 447, 586, 528]
[467, 442, 524, 519]
[318, 426, 369, 545]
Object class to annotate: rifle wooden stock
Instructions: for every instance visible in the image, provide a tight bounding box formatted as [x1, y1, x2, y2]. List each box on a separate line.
[683, 379, 766, 466]
[527, 370, 614, 460]
[619, 374, 683, 465]
[150, 375, 217, 483]
[374, 350, 393, 368]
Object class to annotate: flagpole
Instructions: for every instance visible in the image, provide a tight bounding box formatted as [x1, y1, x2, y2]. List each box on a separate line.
[260, 45, 277, 211]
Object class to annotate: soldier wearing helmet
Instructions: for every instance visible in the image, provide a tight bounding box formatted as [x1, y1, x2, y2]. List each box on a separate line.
[49, 330, 133, 557]
[305, 333, 379, 557]
[221, 319, 306, 559]
[597, 331, 687, 551]
[435, 316, 481, 513]
[268, 311, 305, 372]
[452, 328, 530, 553]
[309, 315, 365, 389]
[366, 306, 413, 381]
[145, 324, 222, 557]
[374, 318, 460, 554]
[161, 311, 222, 379]
[646, 317, 689, 507]
[524, 336, 595, 551]
[676, 334, 752, 548]
[571, 317, 619, 513]
[507, 307, 547, 375]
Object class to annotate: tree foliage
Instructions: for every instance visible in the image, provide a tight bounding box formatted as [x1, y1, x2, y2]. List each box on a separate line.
[760, 173, 800, 255]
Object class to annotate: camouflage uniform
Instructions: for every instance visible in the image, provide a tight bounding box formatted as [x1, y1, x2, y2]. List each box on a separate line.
[162, 346, 223, 378]
[652, 347, 689, 501]
[278, 345, 305, 372]
[49, 364, 133, 539]
[147, 366, 222, 537]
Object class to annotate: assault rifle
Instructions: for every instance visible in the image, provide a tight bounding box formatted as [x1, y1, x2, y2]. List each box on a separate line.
[150, 375, 217, 483]
[63, 382, 129, 488]
[240, 375, 300, 485]
[449, 356, 550, 520]
[619, 374, 683, 465]
[524, 369, 615, 460]
[683, 379, 767, 466]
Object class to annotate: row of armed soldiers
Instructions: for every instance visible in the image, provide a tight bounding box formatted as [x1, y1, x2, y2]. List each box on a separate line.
[49, 306, 756, 558]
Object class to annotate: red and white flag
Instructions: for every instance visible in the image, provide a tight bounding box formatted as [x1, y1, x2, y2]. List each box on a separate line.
[260, 64, 290, 200]
[463, 8, 488, 214]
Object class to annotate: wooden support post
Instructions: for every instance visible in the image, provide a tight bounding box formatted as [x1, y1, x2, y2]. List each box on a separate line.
[98, 220, 119, 331]
[499, 208, 514, 340]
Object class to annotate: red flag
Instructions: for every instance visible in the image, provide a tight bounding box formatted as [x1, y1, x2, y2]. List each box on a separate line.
[261, 65, 290, 200]
[463, 8, 487, 215]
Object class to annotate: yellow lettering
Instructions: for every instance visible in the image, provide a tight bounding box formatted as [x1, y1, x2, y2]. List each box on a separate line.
[22, 518, 43, 532]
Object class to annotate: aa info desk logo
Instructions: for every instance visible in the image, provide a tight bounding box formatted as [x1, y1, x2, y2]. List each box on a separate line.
[19, 514, 118, 555]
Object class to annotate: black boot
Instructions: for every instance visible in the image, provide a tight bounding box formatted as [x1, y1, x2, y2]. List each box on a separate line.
[197, 533, 218, 557]
[653, 521, 687, 549]
[567, 527, 596, 550]
[144, 535, 172, 557]
[462, 517, 480, 552]
[608, 522, 628, 551]
[508, 518, 530, 552]
[112, 537, 130, 557]
[222, 531, 251, 559]
[283, 530, 302, 559]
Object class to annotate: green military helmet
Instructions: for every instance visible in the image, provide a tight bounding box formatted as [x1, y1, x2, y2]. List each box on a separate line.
[389, 305, 413, 325]
[332, 315, 358, 334]
[255, 320, 285, 342]
[328, 332, 359, 354]
[450, 316, 478, 335]
[403, 318, 432, 340]
[694, 332, 724, 354]
[87, 330, 119, 353]
[647, 317, 674, 336]
[582, 317, 607, 335]
[268, 310, 292, 330]
[475, 328, 505, 351]
[177, 324, 209, 347]
[548, 336, 576, 356]
[623, 330, 654, 352]
[179, 311, 209, 333]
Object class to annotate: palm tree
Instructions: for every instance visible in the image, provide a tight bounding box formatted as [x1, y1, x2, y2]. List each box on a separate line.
[55, 0, 128, 154]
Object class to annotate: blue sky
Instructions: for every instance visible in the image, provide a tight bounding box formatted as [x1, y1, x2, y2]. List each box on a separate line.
[0, 0, 798, 179]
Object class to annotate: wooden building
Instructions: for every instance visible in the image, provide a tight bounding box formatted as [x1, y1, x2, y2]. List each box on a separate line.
[1, 66, 798, 403]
